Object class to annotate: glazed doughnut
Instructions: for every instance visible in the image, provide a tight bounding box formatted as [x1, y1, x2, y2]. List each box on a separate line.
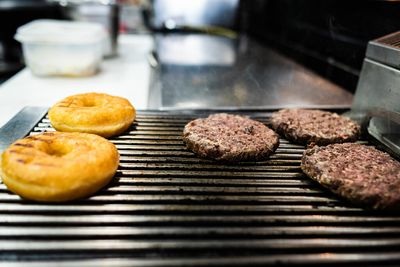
[0, 132, 119, 202]
[49, 92, 135, 137]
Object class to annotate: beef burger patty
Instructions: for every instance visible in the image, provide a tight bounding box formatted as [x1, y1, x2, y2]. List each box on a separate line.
[183, 113, 279, 161]
[301, 143, 400, 209]
[270, 109, 360, 145]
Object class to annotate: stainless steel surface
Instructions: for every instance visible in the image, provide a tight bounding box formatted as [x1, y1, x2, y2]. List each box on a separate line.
[155, 34, 236, 66]
[57, 0, 120, 57]
[351, 31, 400, 157]
[366, 31, 400, 69]
[150, 0, 239, 30]
[0, 106, 47, 152]
[368, 108, 400, 158]
[0, 110, 399, 265]
[148, 35, 353, 110]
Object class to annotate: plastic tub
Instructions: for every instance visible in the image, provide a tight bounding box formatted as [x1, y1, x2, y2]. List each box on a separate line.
[15, 19, 106, 77]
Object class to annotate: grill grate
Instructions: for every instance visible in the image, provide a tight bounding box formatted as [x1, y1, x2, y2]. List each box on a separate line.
[376, 31, 400, 49]
[1, 111, 400, 266]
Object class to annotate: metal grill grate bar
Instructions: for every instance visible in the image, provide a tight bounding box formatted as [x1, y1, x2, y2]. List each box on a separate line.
[1, 214, 399, 225]
[376, 31, 400, 49]
[1, 253, 399, 267]
[2, 226, 400, 237]
[1, 238, 400, 251]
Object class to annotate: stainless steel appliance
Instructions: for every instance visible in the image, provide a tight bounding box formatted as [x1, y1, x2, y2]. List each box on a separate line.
[56, 0, 120, 57]
[149, 0, 240, 31]
[351, 31, 400, 157]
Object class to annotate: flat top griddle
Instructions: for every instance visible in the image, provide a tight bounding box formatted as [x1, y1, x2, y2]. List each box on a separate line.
[0, 109, 399, 266]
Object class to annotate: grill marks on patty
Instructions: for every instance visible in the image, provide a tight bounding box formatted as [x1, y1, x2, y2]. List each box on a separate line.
[301, 143, 400, 209]
[183, 113, 279, 162]
[270, 109, 360, 145]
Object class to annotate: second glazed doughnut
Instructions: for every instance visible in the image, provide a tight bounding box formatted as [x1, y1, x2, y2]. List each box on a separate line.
[49, 92, 135, 137]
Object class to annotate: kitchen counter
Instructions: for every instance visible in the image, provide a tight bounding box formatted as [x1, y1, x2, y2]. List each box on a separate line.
[0, 34, 153, 128]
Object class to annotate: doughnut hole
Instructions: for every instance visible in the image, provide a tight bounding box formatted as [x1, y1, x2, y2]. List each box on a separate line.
[82, 99, 96, 107]
[81, 97, 100, 108]
[27, 134, 73, 158]
[43, 141, 73, 158]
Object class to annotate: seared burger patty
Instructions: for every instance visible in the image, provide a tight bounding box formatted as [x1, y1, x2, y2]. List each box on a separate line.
[183, 113, 279, 162]
[270, 109, 360, 145]
[301, 143, 400, 209]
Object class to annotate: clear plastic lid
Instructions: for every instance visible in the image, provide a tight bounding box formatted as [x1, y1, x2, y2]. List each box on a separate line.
[15, 19, 107, 44]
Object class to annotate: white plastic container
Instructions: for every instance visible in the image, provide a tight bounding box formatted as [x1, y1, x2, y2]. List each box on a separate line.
[15, 19, 106, 77]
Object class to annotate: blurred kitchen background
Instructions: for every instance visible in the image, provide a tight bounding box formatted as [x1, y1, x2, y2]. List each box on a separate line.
[1, 0, 399, 95]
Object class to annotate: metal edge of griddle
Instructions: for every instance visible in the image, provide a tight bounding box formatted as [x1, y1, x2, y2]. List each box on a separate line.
[0, 106, 48, 153]
[152, 105, 352, 113]
[139, 106, 352, 118]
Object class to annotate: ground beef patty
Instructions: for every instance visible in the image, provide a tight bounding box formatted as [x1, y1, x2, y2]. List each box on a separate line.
[301, 143, 400, 209]
[270, 109, 360, 145]
[183, 113, 279, 161]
